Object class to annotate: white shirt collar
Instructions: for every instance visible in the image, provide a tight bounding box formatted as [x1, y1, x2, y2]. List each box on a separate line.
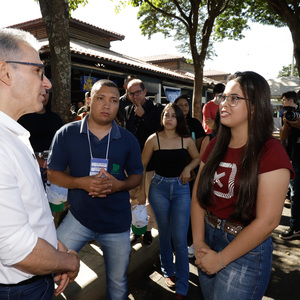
[0, 111, 30, 138]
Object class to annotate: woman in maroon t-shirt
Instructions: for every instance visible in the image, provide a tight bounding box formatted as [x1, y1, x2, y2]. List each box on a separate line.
[191, 71, 294, 300]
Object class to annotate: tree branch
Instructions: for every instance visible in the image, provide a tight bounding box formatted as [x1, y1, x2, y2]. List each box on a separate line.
[144, 0, 189, 28]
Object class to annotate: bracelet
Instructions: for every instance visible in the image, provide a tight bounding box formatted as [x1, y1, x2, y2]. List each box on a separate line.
[218, 251, 226, 269]
[43, 160, 47, 169]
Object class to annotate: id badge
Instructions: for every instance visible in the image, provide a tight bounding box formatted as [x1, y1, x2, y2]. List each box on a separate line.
[89, 158, 108, 176]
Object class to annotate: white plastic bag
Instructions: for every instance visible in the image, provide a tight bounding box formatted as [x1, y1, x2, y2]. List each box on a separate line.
[131, 204, 148, 235]
[45, 181, 68, 205]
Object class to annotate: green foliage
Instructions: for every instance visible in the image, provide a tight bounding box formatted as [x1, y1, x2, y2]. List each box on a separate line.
[119, 0, 288, 59]
[115, 1, 132, 13]
[69, 0, 88, 11]
[120, 1, 278, 58]
[212, 0, 285, 42]
[244, 0, 285, 27]
[137, 1, 180, 39]
[278, 64, 299, 77]
[125, 0, 226, 57]
[212, 1, 250, 42]
[35, 0, 88, 14]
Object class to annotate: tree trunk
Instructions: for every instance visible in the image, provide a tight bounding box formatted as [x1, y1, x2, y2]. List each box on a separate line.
[191, 8, 216, 121]
[267, 0, 300, 78]
[190, 0, 230, 121]
[38, 0, 71, 124]
[192, 64, 204, 121]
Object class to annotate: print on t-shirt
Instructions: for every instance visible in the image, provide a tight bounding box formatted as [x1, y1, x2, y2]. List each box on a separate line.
[213, 162, 237, 199]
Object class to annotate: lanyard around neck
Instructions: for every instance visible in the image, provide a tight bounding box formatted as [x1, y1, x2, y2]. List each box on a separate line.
[86, 122, 111, 160]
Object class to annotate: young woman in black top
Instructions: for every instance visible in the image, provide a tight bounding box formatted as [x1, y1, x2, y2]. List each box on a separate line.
[141, 103, 199, 299]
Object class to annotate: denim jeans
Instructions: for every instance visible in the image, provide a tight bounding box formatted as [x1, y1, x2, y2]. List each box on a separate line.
[148, 173, 191, 296]
[57, 211, 131, 300]
[198, 221, 273, 300]
[290, 163, 300, 229]
[0, 275, 54, 300]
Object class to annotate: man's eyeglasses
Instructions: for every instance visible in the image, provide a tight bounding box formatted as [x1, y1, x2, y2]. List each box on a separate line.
[128, 89, 143, 98]
[6, 61, 45, 81]
[217, 94, 251, 107]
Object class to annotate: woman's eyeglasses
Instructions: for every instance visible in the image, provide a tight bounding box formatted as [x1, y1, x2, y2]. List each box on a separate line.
[217, 94, 251, 107]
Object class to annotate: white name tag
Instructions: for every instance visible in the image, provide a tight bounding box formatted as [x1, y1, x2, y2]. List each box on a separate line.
[89, 158, 108, 176]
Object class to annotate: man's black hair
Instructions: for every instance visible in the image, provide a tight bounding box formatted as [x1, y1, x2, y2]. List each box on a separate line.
[213, 83, 225, 94]
[281, 91, 297, 104]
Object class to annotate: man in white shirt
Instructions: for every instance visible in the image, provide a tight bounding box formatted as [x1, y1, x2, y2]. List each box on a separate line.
[0, 28, 79, 299]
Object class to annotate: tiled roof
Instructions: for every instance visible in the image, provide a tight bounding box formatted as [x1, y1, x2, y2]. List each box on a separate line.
[41, 40, 197, 82]
[70, 18, 124, 40]
[64, 42, 220, 85]
[138, 55, 224, 84]
[10, 18, 220, 86]
[203, 70, 231, 76]
[8, 18, 124, 42]
[139, 54, 187, 62]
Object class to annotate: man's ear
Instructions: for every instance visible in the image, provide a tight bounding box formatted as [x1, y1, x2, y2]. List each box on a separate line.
[0, 61, 12, 85]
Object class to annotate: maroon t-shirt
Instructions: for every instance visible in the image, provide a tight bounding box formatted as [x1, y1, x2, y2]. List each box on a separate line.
[202, 137, 294, 220]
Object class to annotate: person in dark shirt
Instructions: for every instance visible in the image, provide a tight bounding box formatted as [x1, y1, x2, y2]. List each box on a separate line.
[125, 79, 163, 151]
[279, 91, 300, 239]
[125, 79, 163, 245]
[47, 79, 143, 300]
[174, 95, 206, 151]
[74, 91, 90, 121]
[117, 75, 136, 127]
[18, 89, 63, 178]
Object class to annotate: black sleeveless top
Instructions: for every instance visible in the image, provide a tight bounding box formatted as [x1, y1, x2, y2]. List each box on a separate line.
[152, 133, 189, 178]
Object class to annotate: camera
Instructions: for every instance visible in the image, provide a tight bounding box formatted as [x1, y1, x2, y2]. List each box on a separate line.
[285, 110, 300, 121]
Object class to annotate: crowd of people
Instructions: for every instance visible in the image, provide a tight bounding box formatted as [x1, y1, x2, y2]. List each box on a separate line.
[0, 27, 298, 300]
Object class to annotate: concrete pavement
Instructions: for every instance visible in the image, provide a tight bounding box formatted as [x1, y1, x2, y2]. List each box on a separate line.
[53, 206, 300, 300]
[53, 229, 160, 300]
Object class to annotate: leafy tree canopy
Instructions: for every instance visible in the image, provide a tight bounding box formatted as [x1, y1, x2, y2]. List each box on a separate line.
[117, 0, 285, 59]
[69, 0, 88, 12]
[278, 64, 299, 77]
[36, 0, 88, 15]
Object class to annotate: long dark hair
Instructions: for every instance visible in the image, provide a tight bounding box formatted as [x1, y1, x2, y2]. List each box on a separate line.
[197, 71, 274, 225]
[159, 103, 190, 137]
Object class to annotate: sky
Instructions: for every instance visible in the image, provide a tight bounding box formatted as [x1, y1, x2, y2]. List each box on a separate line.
[0, 0, 294, 80]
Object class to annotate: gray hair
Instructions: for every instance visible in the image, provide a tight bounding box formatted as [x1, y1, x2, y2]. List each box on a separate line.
[0, 28, 40, 61]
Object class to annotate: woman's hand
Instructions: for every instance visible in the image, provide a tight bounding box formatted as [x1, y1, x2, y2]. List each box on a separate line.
[195, 248, 223, 275]
[179, 166, 191, 184]
[193, 241, 210, 261]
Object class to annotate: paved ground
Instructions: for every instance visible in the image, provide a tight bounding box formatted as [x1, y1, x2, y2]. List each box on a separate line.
[54, 206, 300, 300]
[127, 206, 300, 300]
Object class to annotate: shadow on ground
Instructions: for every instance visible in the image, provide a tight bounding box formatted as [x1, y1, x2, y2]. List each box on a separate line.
[264, 212, 300, 300]
[127, 257, 204, 300]
[127, 207, 300, 300]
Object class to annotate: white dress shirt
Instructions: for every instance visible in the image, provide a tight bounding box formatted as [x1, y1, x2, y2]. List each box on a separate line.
[0, 111, 57, 284]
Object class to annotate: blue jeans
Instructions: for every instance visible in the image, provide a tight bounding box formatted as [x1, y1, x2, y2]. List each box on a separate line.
[57, 211, 131, 300]
[0, 275, 54, 300]
[199, 221, 273, 300]
[290, 164, 300, 229]
[148, 173, 191, 296]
